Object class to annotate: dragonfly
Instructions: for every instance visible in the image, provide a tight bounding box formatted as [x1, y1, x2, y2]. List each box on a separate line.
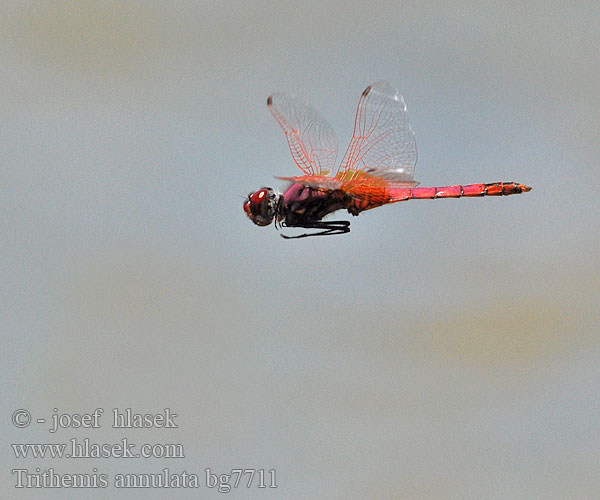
[244, 81, 531, 239]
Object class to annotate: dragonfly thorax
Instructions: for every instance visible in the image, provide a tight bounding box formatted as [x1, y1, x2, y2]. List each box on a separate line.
[243, 187, 278, 226]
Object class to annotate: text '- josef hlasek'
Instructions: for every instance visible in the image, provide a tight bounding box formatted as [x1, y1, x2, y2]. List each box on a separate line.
[47, 408, 177, 433]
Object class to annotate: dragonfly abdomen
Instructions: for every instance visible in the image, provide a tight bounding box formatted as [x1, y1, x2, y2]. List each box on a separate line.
[407, 182, 532, 200]
[347, 182, 531, 215]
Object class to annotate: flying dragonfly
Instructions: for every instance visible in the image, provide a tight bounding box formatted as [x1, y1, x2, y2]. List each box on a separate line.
[244, 82, 531, 239]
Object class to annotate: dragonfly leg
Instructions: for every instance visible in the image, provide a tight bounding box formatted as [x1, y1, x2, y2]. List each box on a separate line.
[280, 220, 350, 239]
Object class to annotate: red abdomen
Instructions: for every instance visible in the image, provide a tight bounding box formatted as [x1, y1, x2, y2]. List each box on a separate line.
[348, 182, 532, 214]
[409, 182, 532, 199]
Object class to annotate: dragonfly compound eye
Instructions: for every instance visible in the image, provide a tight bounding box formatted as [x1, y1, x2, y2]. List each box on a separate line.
[244, 188, 275, 226]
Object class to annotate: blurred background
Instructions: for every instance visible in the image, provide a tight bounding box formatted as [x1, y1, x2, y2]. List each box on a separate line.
[2, 1, 598, 498]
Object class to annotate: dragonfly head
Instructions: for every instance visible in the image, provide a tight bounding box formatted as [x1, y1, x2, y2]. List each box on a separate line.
[244, 187, 277, 226]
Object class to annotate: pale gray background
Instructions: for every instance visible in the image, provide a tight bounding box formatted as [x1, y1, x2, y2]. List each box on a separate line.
[2, 1, 599, 499]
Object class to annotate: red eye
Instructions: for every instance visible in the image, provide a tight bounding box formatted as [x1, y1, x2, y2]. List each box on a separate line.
[250, 189, 268, 205]
[244, 188, 275, 226]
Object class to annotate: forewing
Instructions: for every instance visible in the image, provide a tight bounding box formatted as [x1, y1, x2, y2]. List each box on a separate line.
[268, 92, 338, 176]
[337, 81, 418, 185]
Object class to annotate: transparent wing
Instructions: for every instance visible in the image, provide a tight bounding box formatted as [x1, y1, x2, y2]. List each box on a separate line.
[268, 92, 338, 176]
[337, 81, 418, 185]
